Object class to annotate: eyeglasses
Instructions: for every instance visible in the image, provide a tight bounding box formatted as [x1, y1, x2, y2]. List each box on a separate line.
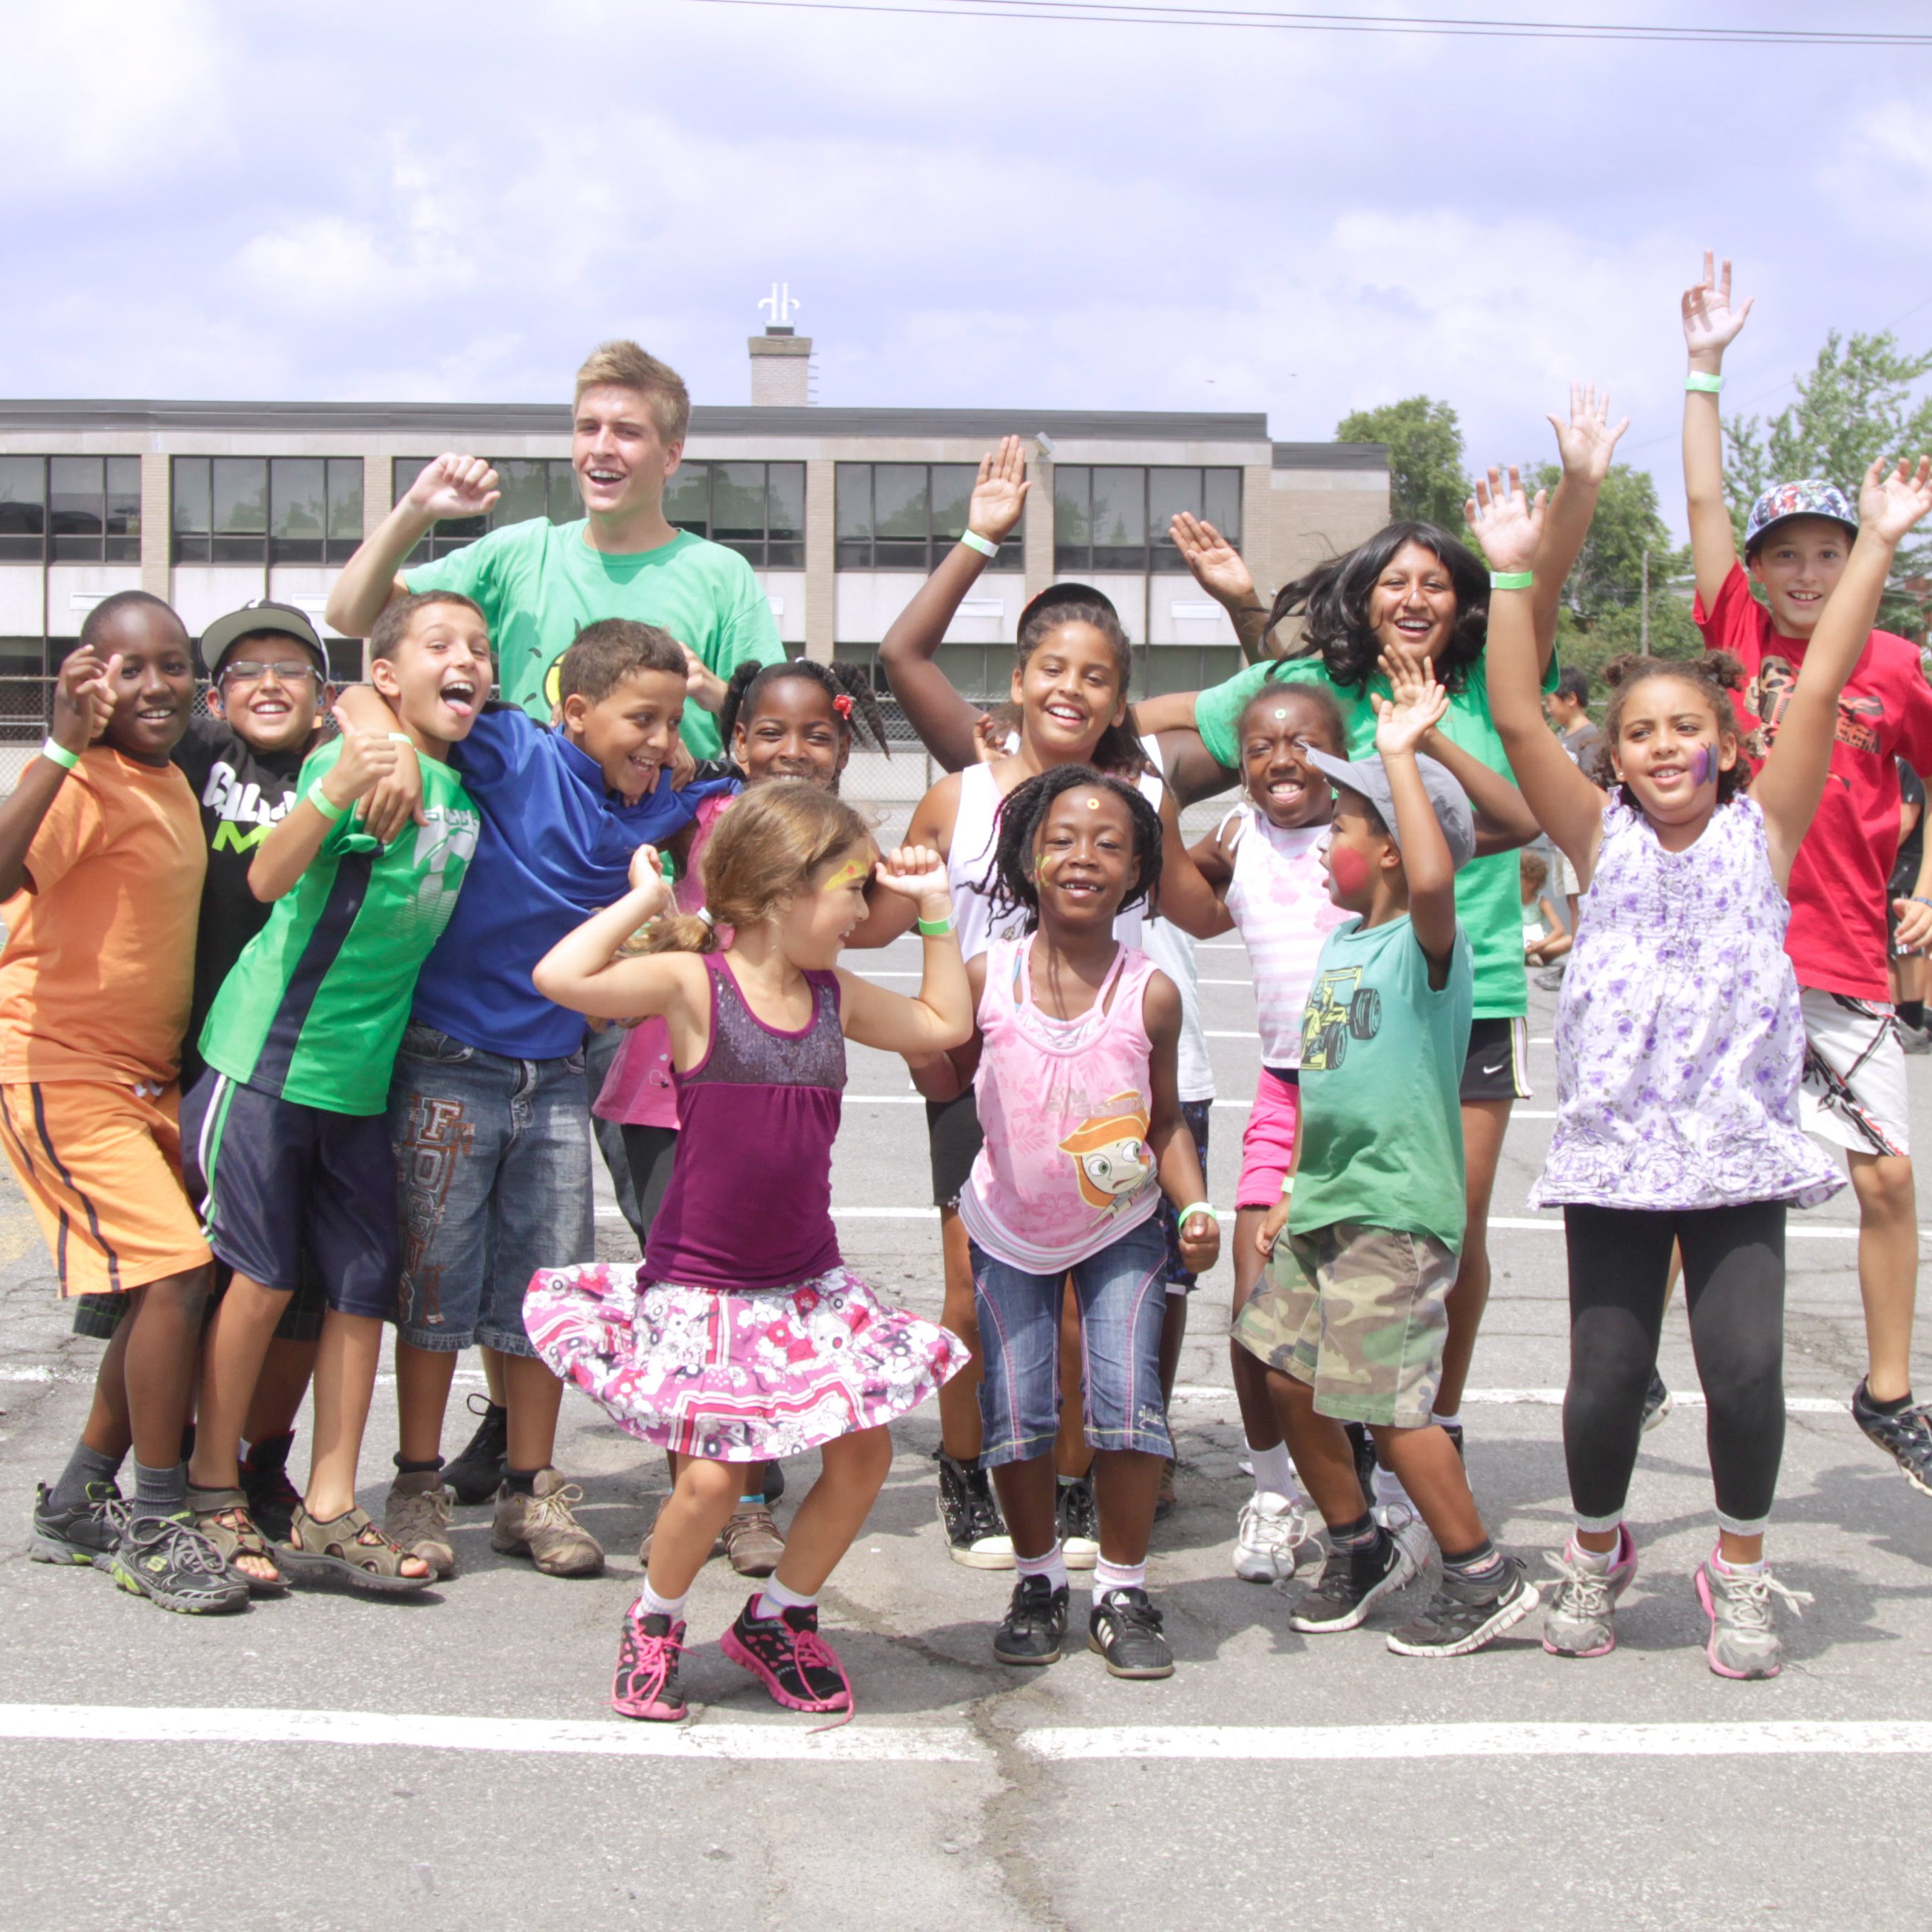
[219, 660, 323, 687]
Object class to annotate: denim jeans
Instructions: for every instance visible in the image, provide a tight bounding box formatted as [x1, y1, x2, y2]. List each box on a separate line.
[968, 1214, 1172, 1467]
[390, 1024, 593, 1357]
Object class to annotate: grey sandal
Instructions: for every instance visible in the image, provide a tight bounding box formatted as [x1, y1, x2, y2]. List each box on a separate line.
[187, 1484, 286, 1595]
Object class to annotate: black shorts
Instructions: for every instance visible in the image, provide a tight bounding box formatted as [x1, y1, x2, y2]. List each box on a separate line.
[70, 1255, 326, 1344]
[925, 1091, 984, 1210]
[1459, 1016, 1531, 1103]
[1160, 1098, 1214, 1294]
[181, 1073, 399, 1320]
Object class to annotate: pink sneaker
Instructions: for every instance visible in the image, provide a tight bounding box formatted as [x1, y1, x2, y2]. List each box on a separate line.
[719, 1594, 852, 1714]
[1542, 1525, 1638, 1658]
[611, 1601, 687, 1722]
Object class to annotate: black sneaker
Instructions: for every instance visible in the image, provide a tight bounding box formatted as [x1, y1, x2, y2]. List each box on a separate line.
[238, 1431, 302, 1544]
[1287, 1526, 1419, 1633]
[1343, 1420, 1378, 1498]
[444, 1395, 510, 1506]
[108, 1511, 249, 1614]
[935, 1450, 1014, 1569]
[1852, 1380, 1932, 1498]
[720, 1596, 852, 1713]
[29, 1479, 127, 1566]
[1386, 1554, 1540, 1657]
[1641, 1368, 1674, 1435]
[1088, 1586, 1174, 1679]
[1056, 1473, 1099, 1570]
[993, 1574, 1069, 1665]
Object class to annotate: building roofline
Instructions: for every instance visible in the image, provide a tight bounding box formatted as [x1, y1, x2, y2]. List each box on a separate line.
[1273, 441, 1388, 471]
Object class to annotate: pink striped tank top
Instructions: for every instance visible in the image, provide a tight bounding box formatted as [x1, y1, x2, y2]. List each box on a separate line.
[1222, 804, 1350, 1068]
[959, 936, 1162, 1272]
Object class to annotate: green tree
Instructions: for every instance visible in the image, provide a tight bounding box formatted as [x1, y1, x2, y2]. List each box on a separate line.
[1335, 395, 1472, 535]
[1533, 460, 1700, 685]
[1726, 328, 1932, 633]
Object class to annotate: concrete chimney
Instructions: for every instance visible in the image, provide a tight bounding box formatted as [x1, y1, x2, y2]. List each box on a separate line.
[750, 326, 811, 406]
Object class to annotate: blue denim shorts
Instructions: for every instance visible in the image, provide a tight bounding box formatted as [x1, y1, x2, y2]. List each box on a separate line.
[389, 1024, 593, 1358]
[968, 1214, 1172, 1467]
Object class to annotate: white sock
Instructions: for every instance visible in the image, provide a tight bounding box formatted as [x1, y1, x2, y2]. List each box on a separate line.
[1092, 1557, 1147, 1601]
[1247, 1440, 1299, 1503]
[1015, 1543, 1068, 1594]
[754, 1576, 816, 1620]
[1432, 1408, 1462, 1430]
[638, 1580, 688, 1621]
[1712, 1549, 1766, 1577]
[1567, 1535, 1616, 1574]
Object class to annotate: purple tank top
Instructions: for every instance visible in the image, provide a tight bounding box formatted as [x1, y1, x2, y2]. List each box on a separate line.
[642, 958, 846, 1291]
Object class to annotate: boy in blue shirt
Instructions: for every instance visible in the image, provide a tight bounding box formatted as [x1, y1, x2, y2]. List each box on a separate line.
[339, 619, 731, 1577]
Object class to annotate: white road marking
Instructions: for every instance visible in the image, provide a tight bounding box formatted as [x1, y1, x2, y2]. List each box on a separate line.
[1165, 1383, 1848, 1415]
[1, 1705, 1925, 1764]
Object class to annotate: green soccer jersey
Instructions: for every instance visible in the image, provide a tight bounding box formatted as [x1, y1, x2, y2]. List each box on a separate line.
[198, 739, 480, 1115]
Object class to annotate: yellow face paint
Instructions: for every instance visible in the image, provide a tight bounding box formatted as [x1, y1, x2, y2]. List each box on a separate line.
[822, 857, 869, 892]
[1085, 795, 1100, 808]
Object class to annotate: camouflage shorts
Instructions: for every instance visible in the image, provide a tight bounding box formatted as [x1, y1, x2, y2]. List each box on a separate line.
[1230, 1220, 1456, 1427]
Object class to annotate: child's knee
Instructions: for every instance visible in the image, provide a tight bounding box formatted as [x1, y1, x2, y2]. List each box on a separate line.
[829, 1425, 894, 1482]
[676, 1457, 744, 1509]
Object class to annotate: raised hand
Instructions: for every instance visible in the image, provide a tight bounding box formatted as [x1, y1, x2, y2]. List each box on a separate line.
[1682, 251, 1754, 367]
[50, 648, 117, 753]
[970, 711, 1013, 764]
[1858, 454, 1932, 546]
[1373, 654, 1449, 758]
[404, 454, 502, 522]
[626, 840, 675, 908]
[967, 437, 1031, 546]
[1547, 381, 1630, 483]
[872, 844, 952, 924]
[680, 641, 726, 714]
[1465, 464, 1545, 576]
[321, 721, 401, 810]
[1171, 512, 1259, 607]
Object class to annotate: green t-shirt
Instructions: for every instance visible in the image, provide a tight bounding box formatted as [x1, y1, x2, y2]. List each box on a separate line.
[1192, 652, 1556, 1019]
[1289, 913, 1474, 1255]
[404, 520, 785, 760]
[198, 740, 480, 1115]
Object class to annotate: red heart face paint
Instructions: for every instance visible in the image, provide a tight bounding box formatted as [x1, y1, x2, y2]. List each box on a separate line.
[1327, 842, 1373, 898]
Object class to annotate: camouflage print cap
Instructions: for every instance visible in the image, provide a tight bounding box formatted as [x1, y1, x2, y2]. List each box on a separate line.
[1745, 479, 1859, 554]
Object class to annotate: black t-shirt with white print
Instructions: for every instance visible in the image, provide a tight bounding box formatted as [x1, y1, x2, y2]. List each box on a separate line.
[171, 715, 309, 1088]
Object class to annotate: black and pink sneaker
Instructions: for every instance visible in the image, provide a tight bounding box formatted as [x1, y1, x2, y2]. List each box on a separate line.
[720, 1595, 852, 1714]
[611, 1601, 687, 1722]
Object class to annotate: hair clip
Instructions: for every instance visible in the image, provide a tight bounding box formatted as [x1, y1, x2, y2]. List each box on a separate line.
[832, 693, 854, 719]
[697, 907, 715, 926]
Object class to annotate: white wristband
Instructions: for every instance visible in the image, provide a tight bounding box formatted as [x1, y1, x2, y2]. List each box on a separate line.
[960, 530, 999, 559]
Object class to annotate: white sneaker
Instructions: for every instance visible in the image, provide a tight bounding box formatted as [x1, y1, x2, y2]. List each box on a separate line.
[1233, 1491, 1316, 1583]
[1375, 1501, 1437, 1574]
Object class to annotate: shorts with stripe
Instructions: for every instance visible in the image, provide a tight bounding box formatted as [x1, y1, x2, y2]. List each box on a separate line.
[1799, 988, 1911, 1159]
[0, 1080, 210, 1297]
[1460, 1015, 1531, 1103]
[181, 1072, 399, 1319]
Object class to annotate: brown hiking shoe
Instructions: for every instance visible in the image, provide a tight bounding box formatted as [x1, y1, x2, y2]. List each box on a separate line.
[491, 1469, 603, 1577]
[721, 1503, 785, 1578]
[383, 1469, 458, 1578]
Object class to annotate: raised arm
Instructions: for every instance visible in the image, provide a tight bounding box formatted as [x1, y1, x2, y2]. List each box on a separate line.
[1150, 785, 1228, 938]
[247, 723, 399, 902]
[0, 648, 115, 900]
[1374, 687, 1459, 975]
[331, 681, 424, 843]
[1758, 456, 1932, 885]
[1382, 649, 1540, 857]
[836, 847, 972, 1056]
[1466, 468, 1606, 875]
[323, 456, 501, 638]
[1681, 252, 1754, 611]
[1171, 513, 1277, 663]
[1533, 382, 1630, 669]
[877, 438, 1030, 773]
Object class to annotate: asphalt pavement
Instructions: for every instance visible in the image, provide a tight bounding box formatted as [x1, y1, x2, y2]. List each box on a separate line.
[1, 921, 1928, 1931]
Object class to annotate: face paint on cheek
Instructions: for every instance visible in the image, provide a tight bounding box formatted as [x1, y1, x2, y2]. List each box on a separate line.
[1690, 744, 1719, 788]
[1329, 843, 1372, 896]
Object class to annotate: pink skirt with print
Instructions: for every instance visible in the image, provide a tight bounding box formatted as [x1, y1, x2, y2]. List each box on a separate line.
[525, 1262, 967, 1462]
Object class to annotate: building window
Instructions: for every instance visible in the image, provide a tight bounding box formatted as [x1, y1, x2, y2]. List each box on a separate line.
[0, 456, 141, 564]
[835, 463, 1021, 571]
[390, 458, 579, 564]
[172, 458, 363, 565]
[665, 461, 804, 568]
[1053, 466, 1241, 573]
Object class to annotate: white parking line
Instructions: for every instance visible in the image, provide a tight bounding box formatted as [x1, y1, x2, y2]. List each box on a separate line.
[1166, 1383, 1849, 1415]
[0, 1705, 1924, 1764]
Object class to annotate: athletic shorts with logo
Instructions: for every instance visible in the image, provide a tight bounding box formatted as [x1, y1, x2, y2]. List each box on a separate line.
[1233, 1219, 1456, 1429]
[0, 1080, 209, 1297]
[181, 1072, 399, 1320]
[1459, 1015, 1530, 1104]
[1800, 988, 1911, 1159]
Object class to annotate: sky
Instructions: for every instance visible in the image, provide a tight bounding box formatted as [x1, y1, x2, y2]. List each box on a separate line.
[6, 1, 1931, 535]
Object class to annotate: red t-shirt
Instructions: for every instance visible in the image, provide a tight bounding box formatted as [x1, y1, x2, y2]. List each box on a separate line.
[1695, 562, 1932, 999]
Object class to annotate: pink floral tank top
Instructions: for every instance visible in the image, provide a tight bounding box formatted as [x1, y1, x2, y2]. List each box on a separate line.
[959, 937, 1163, 1272]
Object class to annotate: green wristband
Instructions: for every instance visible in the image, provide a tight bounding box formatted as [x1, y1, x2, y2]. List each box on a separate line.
[960, 530, 999, 559]
[1685, 372, 1724, 393]
[1488, 571, 1533, 591]
[1177, 1201, 1215, 1226]
[916, 915, 955, 938]
[307, 782, 347, 822]
[38, 737, 81, 773]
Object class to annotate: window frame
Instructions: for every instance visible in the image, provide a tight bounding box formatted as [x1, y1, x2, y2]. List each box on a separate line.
[170, 456, 363, 567]
[1052, 464, 1243, 574]
[665, 459, 805, 568]
[834, 462, 1023, 572]
[0, 455, 141, 565]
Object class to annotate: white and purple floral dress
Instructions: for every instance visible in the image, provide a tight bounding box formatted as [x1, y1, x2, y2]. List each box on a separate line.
[1532, 796, 1841, 1212]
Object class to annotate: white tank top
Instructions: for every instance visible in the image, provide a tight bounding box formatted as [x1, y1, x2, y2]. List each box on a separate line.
[1222, 803, 1351, 1068]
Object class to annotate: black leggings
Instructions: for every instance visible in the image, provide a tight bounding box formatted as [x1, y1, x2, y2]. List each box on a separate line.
[1562, 1202, 1786, 1535]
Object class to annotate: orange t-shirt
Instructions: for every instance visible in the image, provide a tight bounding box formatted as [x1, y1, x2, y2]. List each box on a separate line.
[0, 748, 205, 1086]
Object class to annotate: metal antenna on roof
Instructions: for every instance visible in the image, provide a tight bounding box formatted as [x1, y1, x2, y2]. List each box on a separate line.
[758, 282, 800, 328]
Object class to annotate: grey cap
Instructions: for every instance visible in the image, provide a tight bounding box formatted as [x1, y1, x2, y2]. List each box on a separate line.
[1305, 747, 1476, 874]
[196, 600, 329, 679]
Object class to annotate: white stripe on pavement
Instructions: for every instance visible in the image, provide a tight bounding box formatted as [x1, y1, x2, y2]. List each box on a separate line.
[1, 1705, 1927, 1764]
[1165, 1383, 1849, 1415]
